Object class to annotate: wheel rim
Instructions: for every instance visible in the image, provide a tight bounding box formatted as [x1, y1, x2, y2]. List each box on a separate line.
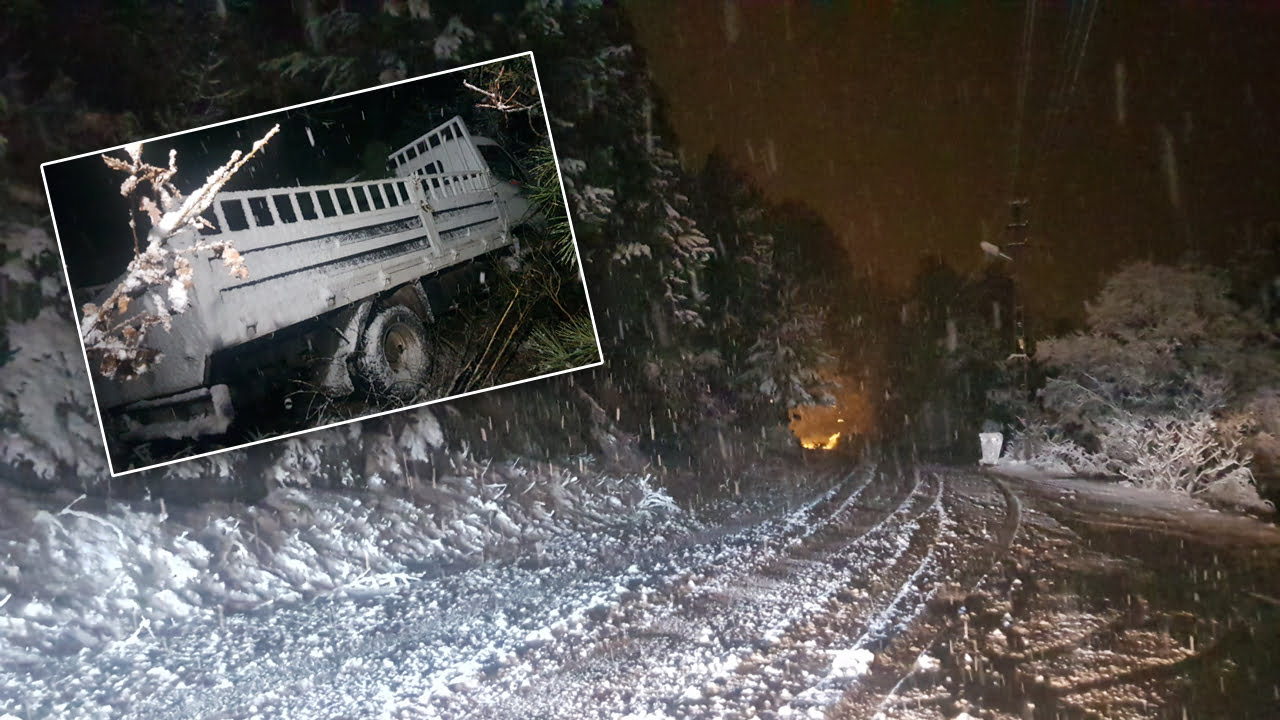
[382, 322, 420, 373]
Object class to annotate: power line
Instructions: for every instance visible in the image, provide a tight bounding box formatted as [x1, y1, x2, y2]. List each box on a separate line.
[1047, 0, 1084, 137]
[1008, 0, 1038, 198]
[1026, 0, 1101, 211]
[1068, 0, 1102, 101]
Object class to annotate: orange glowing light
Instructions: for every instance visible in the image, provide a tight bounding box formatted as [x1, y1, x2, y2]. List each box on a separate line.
[802, 431, 841, 450]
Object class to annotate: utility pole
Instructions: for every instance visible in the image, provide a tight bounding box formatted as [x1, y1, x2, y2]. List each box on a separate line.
[1006, 198, 1031, 458]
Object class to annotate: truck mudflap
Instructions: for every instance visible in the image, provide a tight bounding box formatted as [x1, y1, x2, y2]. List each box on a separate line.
[118, 384, 235, 442]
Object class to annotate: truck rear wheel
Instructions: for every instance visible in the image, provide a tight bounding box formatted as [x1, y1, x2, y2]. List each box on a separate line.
[358, 304, 430, 400]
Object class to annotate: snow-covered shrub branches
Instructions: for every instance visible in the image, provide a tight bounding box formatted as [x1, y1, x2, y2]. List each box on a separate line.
[1033, 262, 1276, 508]
[1095, 411, 1256, 497]
[80, 126, 278, 381]
[559, 158, 616, 229]
[1010, 419, 1109, 477]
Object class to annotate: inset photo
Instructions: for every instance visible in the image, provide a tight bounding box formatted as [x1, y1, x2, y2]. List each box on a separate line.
[42, 52, 600, 476]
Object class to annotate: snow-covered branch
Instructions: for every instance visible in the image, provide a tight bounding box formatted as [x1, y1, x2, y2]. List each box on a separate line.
[80, 125, 279, 381]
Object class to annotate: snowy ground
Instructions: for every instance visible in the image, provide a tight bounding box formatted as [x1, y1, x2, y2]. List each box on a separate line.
[3, 461, 1278, 719]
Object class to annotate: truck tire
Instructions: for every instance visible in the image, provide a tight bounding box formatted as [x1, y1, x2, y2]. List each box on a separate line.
[358, 304, 431, 400]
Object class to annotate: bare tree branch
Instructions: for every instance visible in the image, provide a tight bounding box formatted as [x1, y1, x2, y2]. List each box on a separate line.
[464, 66, 537, 115]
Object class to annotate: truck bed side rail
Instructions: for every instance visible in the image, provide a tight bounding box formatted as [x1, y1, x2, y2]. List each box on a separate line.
[204, 177, 420, 252]
[191, 171, 508, 353]
[387, 115, 488, 179]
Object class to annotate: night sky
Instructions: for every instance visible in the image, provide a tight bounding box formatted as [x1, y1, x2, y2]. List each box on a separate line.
[627, 1, 1280, 321]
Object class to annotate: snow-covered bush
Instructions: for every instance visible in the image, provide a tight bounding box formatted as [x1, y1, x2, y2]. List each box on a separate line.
[1010, 420, 1109, 477]
[1039, 263, 1275, 409]
[433, 16, 475, 62]
[1096, 411, 1255, 496]
[1032, 262, 1275, 509]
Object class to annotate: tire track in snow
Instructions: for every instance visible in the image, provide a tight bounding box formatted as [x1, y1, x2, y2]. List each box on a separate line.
[715, 470, 948, 719]
[451, 466, 925, 719]
[287, 465, 871, 720]
[423, 469, 882, 717]
[722, 468, 934, 650]
[833, 468, 1025, 720]
[18, 463, 957, 720]
[246, 472, 867, 720]
[614, 464, 872, 593]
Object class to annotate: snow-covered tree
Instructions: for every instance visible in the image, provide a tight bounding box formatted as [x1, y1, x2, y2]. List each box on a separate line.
[1033, 262, 1276, 508]
[1038, 262, 1275, 424]
[738, 288, 833, 417]
[880, 256, 1016, 456]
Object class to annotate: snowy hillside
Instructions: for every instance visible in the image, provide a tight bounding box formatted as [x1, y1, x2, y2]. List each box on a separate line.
[0, 224, 105, 484]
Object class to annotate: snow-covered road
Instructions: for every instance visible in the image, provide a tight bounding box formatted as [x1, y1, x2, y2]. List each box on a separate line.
[0, 464, 1012, 719]
[6, 463, 1277, 719]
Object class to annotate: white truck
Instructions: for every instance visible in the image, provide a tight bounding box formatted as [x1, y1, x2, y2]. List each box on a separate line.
[89, 116, 535, 444]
